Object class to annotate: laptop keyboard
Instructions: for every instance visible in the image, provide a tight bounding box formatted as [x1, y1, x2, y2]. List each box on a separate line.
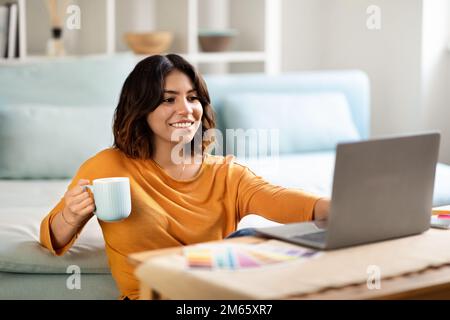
[291, 231, 327, 243]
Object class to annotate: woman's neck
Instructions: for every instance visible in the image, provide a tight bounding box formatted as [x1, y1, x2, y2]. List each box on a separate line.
[152, 139, 190, 168]
[152, 139, 204, 180]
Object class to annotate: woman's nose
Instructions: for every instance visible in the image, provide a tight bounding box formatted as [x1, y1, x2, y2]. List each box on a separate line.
[176, 98, 193, 114]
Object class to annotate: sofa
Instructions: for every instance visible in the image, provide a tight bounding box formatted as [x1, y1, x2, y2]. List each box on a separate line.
[1, 53, 449, 299]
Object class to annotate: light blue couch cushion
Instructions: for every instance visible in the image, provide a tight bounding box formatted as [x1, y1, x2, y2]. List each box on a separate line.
[205, 70, 370, 140]
[0, 53, 136, 107]
[0, 104, 115, 179]
[222, 92, 360, 154]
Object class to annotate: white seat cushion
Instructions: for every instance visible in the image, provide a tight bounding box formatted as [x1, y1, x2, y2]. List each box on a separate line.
[0, 180, 110, 274]
[237, 151, 450, 207]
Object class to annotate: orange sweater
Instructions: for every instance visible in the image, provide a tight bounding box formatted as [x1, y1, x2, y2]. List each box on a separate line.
[40, 148, 321, 299]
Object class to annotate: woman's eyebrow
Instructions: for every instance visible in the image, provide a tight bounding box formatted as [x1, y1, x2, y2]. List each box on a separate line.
[163, 89, 197, 95]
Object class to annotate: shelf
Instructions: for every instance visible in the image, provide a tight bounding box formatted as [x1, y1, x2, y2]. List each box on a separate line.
[0, 51, 267, 66]
[1, 0, 281, 73]
[186, 51, 266, 63]
[0, 53, 124, 64]
[135, 51, 266, 64]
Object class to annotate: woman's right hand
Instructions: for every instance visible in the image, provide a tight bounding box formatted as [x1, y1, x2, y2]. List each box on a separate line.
[62, 179, 95, 226]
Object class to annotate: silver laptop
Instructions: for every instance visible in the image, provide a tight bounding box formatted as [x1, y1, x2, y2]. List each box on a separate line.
[256, 132, 440, 250]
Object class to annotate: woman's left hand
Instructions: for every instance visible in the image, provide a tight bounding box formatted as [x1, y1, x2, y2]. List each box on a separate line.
[313, 197, 331, 221]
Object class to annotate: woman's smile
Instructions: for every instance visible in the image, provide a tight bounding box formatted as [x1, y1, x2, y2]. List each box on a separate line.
[168, 120, 195, 128]
[147, 69, 204, 145]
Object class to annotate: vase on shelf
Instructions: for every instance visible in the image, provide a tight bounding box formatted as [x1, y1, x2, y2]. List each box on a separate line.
[46, 26, 65, 57]
[45, 0, 66, 57]
[198, 29, 238, 52]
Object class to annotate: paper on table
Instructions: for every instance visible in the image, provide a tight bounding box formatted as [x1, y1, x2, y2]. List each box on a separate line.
[183, 242, 320, 270]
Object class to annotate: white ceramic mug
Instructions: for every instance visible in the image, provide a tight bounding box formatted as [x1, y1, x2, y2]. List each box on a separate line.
[84, 177, 131, 222]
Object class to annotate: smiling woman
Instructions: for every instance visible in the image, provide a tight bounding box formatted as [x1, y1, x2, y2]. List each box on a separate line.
[146, 70, 204, 178]
[39, 54, 330, 300]
[112, 55, 215, 180]
[113, 54, 216, 162]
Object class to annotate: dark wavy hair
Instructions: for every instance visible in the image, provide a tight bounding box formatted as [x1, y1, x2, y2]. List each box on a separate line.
[113, 54, 216, 159]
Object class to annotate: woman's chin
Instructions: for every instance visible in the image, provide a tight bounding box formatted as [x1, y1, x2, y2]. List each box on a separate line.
[169, 132, 195, 144]
[169, 125, 200, 142]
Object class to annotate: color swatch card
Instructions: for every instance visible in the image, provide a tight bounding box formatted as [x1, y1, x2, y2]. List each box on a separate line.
[183, 242, 319, 270]
[431, 205, 450, 222]
[432, 205, 450, 216]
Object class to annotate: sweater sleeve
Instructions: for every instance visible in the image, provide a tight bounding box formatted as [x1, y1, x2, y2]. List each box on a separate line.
[236, 165, 322, 223]
[39, 162, 93, 256]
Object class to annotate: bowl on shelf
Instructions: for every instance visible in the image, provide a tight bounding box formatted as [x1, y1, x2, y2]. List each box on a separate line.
[124, 31, 174, 55]
[198, 29, 238, 52]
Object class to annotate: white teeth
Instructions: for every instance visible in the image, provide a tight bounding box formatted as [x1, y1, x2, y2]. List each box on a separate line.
[170, 122, 193, 128]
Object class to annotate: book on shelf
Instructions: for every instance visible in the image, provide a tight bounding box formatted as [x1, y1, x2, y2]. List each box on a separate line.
[1, 1, 21, 59]
[0, 4, 7, 58]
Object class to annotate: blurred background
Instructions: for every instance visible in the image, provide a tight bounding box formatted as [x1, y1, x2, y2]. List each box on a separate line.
[1, 0, 449, 164]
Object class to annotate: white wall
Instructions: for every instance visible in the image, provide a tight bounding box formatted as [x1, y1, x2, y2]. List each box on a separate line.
[282, 0, 450, 164]
[321, 0, 423, 138]
[314, 0, 450, 164]
[76, 0, 107, 54]
[229, 0, 265, 73]
[282, 0, 424, 139]
[281, 0, 325, 71]
[421, 0, 450, 163]
[155, 0, 188, 53]
[25, 0, 53, 55]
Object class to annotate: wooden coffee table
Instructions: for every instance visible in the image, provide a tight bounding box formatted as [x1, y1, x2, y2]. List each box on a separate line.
[129, 234, 450, 300]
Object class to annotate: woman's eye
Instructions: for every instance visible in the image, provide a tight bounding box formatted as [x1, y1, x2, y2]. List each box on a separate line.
[163, 97, 175, 103]
[188, 96, 199, 102]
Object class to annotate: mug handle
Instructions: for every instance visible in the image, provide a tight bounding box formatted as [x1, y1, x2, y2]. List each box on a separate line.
[83, 185, 94, 192]
[83, 185, 96, 213]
